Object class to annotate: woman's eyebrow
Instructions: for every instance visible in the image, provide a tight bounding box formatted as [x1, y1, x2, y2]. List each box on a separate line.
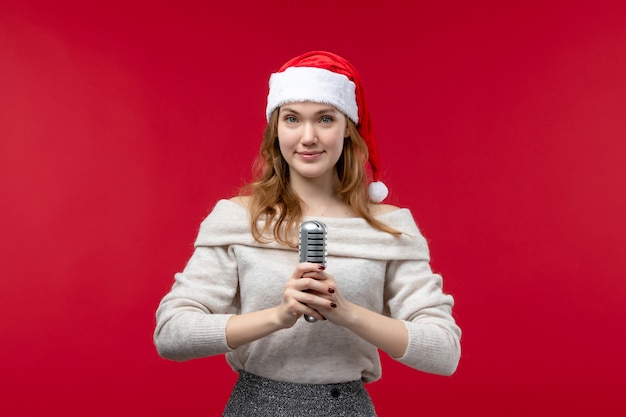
[281, 106, 338, 116]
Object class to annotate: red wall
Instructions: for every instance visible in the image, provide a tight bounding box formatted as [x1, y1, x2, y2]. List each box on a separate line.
[1, 1, 625, 415]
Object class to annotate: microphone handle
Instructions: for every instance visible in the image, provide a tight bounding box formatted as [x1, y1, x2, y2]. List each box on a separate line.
[299, 221, 327, 323]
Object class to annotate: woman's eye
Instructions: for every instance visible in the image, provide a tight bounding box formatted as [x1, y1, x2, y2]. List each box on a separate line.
[320, 116, 332, 124]
[285, 116, 297, 123]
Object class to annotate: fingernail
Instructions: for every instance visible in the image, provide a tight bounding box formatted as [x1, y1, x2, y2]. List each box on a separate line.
[330, 303, 337, 308]
[318, 265, 326, 271]
[328, 287, 335, 294]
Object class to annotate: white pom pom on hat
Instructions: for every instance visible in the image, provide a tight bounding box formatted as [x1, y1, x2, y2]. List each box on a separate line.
[266, 51, 389, 203]
[368, 181, 389, 204]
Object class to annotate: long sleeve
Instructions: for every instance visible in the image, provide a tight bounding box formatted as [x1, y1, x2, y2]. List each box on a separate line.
[153, 236, 239, 361]
[384, 249, 461, 375]
[320, 205, 461, 375]
[153, 199, 290, 362]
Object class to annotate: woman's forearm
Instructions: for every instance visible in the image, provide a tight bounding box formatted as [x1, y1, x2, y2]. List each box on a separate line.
[225, 307, 285, 349]
[343, 303, 408, 358]
[225, 302, 409, 358]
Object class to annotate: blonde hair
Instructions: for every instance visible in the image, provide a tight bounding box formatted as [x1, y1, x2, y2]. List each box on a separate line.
[240, 110, 400, 246]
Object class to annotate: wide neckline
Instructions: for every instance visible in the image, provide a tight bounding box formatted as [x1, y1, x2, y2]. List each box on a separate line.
[218, 198, 410, 222]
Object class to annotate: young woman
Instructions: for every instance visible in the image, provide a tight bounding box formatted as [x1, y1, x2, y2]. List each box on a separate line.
[154, 51, 461, 416]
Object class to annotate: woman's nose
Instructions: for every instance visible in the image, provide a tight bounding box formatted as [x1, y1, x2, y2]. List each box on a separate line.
[300, 123, 317, 144]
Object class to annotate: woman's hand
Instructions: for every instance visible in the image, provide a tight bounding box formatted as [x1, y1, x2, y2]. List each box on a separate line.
[279, 262, 356, 328]
[278, 262, 342, 326]
[226, 262, 347, 348]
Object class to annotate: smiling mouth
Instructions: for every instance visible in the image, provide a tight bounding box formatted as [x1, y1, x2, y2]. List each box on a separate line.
[298, 151, 322, 156]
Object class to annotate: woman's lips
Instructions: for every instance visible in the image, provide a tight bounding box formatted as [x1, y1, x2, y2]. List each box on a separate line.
[297, 151, 323, 160]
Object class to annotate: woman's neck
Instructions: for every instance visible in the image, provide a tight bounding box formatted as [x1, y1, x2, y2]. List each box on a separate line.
[288, 176, 357, 218]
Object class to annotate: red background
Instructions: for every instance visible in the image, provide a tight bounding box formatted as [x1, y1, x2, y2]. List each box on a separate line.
[1, 1, 625, 415]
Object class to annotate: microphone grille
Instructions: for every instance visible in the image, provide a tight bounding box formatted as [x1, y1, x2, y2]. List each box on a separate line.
[299, 221, 327, 264]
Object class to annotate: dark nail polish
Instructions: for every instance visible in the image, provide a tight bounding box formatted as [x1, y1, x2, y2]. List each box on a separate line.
[328, 287, 335, 294]
[330, 303, 337, 308]
[318, 264, 326, 271]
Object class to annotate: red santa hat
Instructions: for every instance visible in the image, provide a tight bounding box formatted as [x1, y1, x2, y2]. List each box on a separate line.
[266, 50, 389, 203]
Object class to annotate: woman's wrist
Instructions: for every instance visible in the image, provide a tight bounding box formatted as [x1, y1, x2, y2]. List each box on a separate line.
[334, 300, 360, 329]
[226, 307, 287, 348]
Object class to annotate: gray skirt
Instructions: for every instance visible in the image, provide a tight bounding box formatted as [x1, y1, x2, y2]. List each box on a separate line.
[222, 371, 378, 417]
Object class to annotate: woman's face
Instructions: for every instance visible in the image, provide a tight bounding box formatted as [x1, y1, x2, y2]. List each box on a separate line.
[277, 101, 347, 184]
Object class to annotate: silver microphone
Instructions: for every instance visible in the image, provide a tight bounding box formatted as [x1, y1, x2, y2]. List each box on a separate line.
[298, 220, 327, 323]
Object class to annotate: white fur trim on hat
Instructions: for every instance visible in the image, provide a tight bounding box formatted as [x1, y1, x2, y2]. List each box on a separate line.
[368, 181, 388, 203]
[266, 67, 358, 123]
